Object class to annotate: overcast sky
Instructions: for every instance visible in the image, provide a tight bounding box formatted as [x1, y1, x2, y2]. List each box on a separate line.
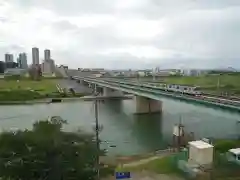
[0, 0, 240, 69]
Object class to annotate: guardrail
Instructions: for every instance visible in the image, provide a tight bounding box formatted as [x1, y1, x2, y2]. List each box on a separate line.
[56, 84, 64, 93]
[76, 77, 240, 112]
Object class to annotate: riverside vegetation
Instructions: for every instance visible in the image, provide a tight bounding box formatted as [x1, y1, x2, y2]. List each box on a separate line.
[0, 117, 115, 180]
[0, 78, 86, 102]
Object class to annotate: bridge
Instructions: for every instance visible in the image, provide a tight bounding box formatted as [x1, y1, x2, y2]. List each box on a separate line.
[71, 76, 240, 114]
[71, 76, 197, 114]
[74, 77, 164, 114]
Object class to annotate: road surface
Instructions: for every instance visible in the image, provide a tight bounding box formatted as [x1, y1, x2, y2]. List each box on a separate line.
[58, 79, 93, 94]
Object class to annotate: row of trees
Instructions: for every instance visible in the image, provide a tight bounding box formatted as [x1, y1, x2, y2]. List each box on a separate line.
[0, 117, 114, 180]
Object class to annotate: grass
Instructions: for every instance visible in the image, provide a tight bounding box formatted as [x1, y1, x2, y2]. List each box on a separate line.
[0, 79, 58, 95]
[0, 79, 88, 102]
[115, 156, 177, 174]
[0, 79, 59, 102]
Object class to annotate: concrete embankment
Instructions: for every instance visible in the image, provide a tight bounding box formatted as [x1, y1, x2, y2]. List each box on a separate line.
[0, 95, 134, 105]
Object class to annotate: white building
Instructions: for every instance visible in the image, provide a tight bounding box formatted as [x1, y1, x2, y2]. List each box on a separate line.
[188, 140, 214, 166]
[41, 59, 55, 74]
[227, 148, 240, 164]
[4, 68, 28, 77]
[32, 47, 39, 65]
[44, 49, 51, 60]
[182, 69, 205, 76]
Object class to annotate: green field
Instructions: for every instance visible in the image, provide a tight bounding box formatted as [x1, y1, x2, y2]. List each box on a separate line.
[0, 79, 57, 94]
[162, 75, 240, 95]
[116, 156, 177, 174]
[0, 79, 58, 101]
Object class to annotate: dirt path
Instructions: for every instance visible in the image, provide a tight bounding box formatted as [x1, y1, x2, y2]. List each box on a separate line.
[102, 170, 184, 180]
[102, 151, 184, 180]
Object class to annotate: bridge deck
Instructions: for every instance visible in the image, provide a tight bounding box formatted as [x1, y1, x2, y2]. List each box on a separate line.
[81, 95, 133, 101]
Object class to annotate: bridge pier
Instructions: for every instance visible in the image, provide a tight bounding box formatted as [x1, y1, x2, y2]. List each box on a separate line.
[102, 87, 124, 97]
[134, 96, 162, 114]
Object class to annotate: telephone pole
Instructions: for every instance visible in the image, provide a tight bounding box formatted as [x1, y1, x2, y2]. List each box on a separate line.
[94, 84, 100, 180]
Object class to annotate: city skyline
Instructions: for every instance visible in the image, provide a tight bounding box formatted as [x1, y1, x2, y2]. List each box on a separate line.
[2, 48, 53, 65]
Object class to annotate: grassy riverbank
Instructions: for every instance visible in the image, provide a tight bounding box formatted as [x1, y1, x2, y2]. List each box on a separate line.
[0, 79, 86, 102]
[0, 79, 57, 94]
[163, 74, 240, 95]
[116, 155, 177, 174]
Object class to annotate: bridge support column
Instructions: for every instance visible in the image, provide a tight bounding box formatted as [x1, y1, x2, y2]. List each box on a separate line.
[134, 96, 162, 114]
[102, 87, 124, 97]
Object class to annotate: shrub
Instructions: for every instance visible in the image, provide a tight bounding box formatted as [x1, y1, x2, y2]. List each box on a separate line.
[214, 140, 240, 153]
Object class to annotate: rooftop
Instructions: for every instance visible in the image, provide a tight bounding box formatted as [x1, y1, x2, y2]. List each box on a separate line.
[229, 148, 240, 155]
[188, 140, 214, 149]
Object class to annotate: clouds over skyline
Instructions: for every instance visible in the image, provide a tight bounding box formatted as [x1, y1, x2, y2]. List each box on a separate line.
[0, 0, 240, 69]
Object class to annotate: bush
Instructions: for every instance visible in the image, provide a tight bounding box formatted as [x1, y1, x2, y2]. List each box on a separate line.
[214, 140, 240, 153]
[0, 90, 44, 101]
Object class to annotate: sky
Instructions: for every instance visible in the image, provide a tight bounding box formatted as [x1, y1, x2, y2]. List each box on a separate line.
[0, 0, 240, 69]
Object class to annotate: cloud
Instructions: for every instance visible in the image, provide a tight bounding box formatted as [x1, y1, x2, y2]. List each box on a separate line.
[1, 0, 240, 69]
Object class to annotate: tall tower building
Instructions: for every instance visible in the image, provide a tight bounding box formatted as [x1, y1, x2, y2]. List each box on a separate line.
[18, 53, 28, 69]
[44, 49, 51, 60]
[32, 47, 39, 65]
[5, 53, 14, 63]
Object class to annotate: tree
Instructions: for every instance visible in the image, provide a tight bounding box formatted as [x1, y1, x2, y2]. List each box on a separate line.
[28, 65, 42, 80]
[0, 117, 114, 180]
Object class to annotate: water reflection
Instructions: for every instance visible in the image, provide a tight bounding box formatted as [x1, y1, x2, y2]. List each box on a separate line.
[131, 113, 166, 152]
[0, 97, 240, 156]
[99, 100, 123, 113]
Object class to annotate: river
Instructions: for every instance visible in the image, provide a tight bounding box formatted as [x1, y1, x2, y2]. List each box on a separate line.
[0, 97, 239, 156]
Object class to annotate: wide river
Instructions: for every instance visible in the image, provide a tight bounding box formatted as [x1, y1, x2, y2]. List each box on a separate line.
[0, 97, 239, 156]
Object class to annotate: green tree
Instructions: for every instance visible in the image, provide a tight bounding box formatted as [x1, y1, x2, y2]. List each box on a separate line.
[0, 117, 114, 180]
[214, 140, 240, 153]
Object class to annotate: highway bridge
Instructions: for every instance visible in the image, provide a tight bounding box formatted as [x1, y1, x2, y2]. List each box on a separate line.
[72, 76, 240, 114]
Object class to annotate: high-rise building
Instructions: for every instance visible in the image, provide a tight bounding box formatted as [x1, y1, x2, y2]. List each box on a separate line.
[44, 49, 51, 60]
[18, 53, 28, 69]
[32, 47, 39, 65]
[42, 59, 55, 74]
[5, 53, 14, 63]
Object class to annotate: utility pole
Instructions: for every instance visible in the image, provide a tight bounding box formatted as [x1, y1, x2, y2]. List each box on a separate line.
[94, 84, 100, 180]
[217, 73, 221, 92]
[217, 77, 220, 90]
[153, 68, 156, 81]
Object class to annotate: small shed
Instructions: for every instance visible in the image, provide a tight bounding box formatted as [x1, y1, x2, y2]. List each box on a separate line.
[188, 140, 214, 166]
[228, 148, 240, 164]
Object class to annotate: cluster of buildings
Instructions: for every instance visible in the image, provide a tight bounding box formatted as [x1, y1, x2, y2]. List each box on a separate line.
[0, 48, 56, 76]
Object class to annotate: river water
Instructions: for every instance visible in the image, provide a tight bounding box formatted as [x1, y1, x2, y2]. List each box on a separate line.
[0, 97, 239, 156]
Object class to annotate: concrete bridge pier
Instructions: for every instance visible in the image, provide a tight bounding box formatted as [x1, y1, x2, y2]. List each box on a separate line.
[102, 87, 124, 97]
[79, 80, 84, 84]
[134, 96, 162, 114]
